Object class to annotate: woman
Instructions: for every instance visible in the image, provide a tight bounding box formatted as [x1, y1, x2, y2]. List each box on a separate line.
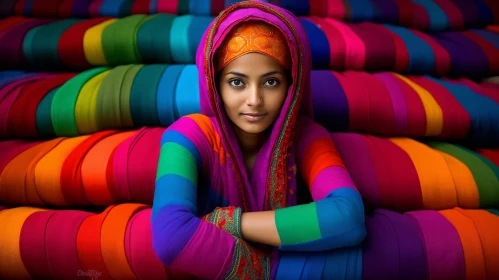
[151, 1, 366, 279]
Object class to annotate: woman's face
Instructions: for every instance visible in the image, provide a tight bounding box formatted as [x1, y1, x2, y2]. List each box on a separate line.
[219, 52, 289, 135]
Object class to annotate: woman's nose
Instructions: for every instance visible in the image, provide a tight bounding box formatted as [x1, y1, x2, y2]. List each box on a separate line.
[246, 85, 262, 106]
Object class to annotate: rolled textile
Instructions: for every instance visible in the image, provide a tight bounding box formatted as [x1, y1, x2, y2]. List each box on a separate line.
[124, 208, 169, 280]
[88, 0, 106, 17]
[440, 208, 487, 280]
[83, 18, 117, 66]
[35, 136, 90, 207]
[31, 0, 60, 17]
[75, 69, 111, 134]
[157, 65, 185, 127]
[120, 65, 143, 128]
[19, 211, 57, 279]
[100, 203, 149, 279]
[127, 127, 164, 203]
[130, 64, 167, 127]
[0, 207, 46, 279]
[45, 210, 91, 279]
[57, 0, 75, 18]
[0, 0, 17, 17]
[300, 18, 330, 69]
[95, 65, 130, 131]
[0, 138, 64, 206]
[137, 14, 175, 64]
[36, 87, 58, 138]
[76, 205, 115, 280]
[101, 15, 151, 65]
[7, 74, 75, 138]
[0, 16, 26, 32]
[169, 15, 194, 64]
[175, 65, 201, 119]
[60, 130, 120, 206]
[23, 19, 82, 69]
[51, 67, 109, 137]
[81, 131, 136, 206]
[0, 140, 40, 177]
[58, 18, 111, 69]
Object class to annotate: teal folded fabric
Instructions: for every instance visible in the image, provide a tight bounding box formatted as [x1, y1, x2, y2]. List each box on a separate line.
[157, 65, 185, 126]
[170, 15, 193, 64]
[137, 14, 175, 63]
[22, 26, 41, 66]
[36, 87, 58, 138]
[51, 67, 108, 137]
[189, 0, 211, 15]
[188, 16, 213, 61]
[130, 64, 167, 127]
[175, 65, 201, 119]
[120, 64, 143, 128]
[411, 0, 449, 31]
[27, 19, 81, 68]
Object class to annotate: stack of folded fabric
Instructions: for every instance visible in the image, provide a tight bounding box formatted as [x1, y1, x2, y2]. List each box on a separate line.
[2, 0, 498, 32]
[1, 15, 498, 78]
[2, 69, 499, 147]
[0, 0, 498, 279]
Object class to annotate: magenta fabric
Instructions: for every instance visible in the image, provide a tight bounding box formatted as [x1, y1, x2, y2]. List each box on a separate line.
[19, 211, 57, 279]
[374, 73, 408, 134]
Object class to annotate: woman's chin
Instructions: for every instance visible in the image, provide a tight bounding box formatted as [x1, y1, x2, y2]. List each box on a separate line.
[236, 122, 271, 135]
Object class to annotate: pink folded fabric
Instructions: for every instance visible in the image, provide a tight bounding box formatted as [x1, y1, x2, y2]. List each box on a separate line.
[124, 208, 168, 280]
[19, 211, 57, 279]
[373, 73, 408, 134]
[127, 127, 164, 204]
[45, 210, 91, 279]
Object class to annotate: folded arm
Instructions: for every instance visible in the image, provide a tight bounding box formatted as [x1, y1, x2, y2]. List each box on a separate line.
[239, 118, 367, 251]
[151, 116, 270, 280]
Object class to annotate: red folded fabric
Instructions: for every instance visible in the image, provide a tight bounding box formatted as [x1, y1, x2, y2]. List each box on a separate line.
[0, 140, 39, 180]
[363, 135, 423, 212]
[309, 17, 345, 70]
[410, 29, 451, 76]
[128, 127, 164, 204]
[0, 17, 26, 32]
[131, 0, 150, 14]
[382, 26, 410, 73]
[433, 0, 464, 29]
[58, 18, 111, 69]
[58, 0, 75, 17]
[45, 210, 91, 279]
[88, 0, 105, 17]
[351, 22, 396, 71]
[13, 0, 27, 15]
[60, 130, 119, 206]
[19, 211, 56, 279]
[32, 0, 60, 17]
[392, 74, 427, 137]
[77, 205, 114, 280]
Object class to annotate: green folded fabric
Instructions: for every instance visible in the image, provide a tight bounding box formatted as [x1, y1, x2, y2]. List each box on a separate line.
[120, 64, 143, 128]
[130, 64, 167, 127]
[51, 67, 109, 137]
[426, 141, 499, 208]
[137, 14, 175, 63]
[101, 15, 152, 65]
[170, 15, 193, 64]
[36, 87, 58, 138]
[96, 65, 131, 130]
[27, 19, 82, 68]
[22, 26, 41, 66]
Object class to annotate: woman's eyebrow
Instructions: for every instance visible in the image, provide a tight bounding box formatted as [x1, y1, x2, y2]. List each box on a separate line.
[225, 71, 247, 77]
[225, 70, 282, 78]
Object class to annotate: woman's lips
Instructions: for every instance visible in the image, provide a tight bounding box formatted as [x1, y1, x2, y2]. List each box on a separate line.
[241, 113, 267, 122]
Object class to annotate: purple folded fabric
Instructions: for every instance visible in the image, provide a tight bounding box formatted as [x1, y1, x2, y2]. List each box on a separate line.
[362, 212, 399, 280]
[405, 211, 466, 280]
[311, 71, 348, 131]
[72, 0, 92, 17]
[450, 0, 480, 26]
[434, 32, 489, 77]
[0, 19, 51, 68]
[377, 210, 426, 280]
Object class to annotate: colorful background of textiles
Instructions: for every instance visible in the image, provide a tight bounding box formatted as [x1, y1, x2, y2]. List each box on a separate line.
[1, 0, 499, 279]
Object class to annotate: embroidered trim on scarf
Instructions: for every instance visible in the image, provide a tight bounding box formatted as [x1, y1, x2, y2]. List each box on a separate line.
[223, 238, 271, 280]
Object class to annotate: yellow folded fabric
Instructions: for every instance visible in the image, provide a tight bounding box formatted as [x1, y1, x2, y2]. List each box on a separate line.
[83, 19, 117, 65]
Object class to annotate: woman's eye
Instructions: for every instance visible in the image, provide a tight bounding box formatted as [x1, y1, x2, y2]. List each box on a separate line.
[229, 79, 244, 87]
[264, 79, 279, 87]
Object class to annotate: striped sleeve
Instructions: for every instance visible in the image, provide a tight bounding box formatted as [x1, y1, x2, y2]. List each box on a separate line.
[151, 115, 270, 279]
[275, 117, 367, 251]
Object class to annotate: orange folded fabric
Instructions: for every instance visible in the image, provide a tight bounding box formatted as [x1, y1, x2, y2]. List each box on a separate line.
[0, 207, 45, 279]
[440, 209, 486, 280]
[82, 131, 136, 206]
[35, 136, 89, 207]
[101, 203, 149, 279]
[458, 209, 499, 279]
[25, 138, 66, 206]
[77, 205, 115, 280]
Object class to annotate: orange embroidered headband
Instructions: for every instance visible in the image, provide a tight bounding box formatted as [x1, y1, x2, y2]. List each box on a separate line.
[215, 21, 291, 71]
